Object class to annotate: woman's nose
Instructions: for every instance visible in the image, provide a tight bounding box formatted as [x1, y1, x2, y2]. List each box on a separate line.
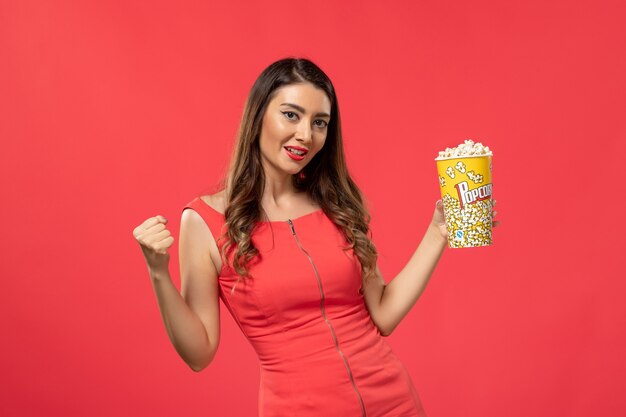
[295, 121, 312, 142]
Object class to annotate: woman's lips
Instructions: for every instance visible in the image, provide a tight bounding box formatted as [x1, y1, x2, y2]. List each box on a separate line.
[284, 147, 306, 161]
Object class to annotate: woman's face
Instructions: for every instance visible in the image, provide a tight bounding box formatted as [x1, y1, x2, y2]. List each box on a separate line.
[258, 82, 331, 179]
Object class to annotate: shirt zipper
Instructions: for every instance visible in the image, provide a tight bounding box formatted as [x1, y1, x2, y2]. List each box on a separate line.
[288, 219, 367, 417]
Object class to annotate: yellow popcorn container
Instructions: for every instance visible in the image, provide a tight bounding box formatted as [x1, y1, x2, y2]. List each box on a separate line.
[435, 155, 493, 248]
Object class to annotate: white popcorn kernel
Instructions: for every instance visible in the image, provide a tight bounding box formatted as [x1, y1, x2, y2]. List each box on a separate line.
[436, 139, 493, 159]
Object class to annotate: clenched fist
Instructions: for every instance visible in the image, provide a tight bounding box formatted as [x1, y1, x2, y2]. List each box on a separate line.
[133, 215, 174, 276]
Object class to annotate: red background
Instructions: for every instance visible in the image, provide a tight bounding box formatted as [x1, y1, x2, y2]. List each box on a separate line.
[1, 0, 625, 416]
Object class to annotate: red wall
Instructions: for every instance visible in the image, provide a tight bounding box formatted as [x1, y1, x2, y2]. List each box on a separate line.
[1, 0, 625, 416]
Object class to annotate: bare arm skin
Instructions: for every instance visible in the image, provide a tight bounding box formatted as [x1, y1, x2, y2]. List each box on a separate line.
[135, 209, 221, 372]
[363, 199, 499, 336]
[363, 223, 446, 336]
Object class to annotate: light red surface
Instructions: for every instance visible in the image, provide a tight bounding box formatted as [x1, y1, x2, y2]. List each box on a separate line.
[1, 1, 624, 416]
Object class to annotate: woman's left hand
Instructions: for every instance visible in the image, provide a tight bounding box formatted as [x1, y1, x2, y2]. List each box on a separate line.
[431, 200, 449, 241]
[430, 199, 500, 241]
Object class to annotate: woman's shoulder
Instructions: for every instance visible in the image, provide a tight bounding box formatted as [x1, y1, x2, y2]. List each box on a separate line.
[199, 190, 226, 215]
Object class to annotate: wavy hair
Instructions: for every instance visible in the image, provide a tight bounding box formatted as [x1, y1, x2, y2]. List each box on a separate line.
[214, 57, 378, 292]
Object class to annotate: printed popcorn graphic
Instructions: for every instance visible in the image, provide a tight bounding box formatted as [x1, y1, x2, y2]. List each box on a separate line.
[466, 171, 484, 184]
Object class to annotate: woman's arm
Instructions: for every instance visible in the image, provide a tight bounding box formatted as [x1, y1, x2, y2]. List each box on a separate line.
[364, 200, 499, 336]
[149, 209, 221, 371]
[363, 201, 447, 336]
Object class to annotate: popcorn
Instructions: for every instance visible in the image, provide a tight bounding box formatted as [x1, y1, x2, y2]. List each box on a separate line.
[442, 195, 493, 248]
[435, 138, 494, 248]
[436, 139, 492, 160]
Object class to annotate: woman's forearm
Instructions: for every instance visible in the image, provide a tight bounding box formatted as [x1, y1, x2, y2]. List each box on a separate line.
[378, 224, 447, 335]
[149, 270, 215, 371]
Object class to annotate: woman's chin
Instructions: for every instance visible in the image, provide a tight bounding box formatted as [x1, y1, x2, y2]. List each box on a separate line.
[283, 163, 307, 175]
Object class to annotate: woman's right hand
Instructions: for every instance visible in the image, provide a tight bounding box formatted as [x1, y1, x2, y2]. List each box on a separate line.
[133, 215, 175, 277]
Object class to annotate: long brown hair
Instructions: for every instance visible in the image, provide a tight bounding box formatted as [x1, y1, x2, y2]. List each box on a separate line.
[215, 57, 378, 291]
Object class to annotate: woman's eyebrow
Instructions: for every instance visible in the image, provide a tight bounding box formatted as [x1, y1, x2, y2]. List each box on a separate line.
[280, 103, 330, 118]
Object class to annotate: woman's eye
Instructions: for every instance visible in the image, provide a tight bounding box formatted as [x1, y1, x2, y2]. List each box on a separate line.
[282, 111, 327, 128]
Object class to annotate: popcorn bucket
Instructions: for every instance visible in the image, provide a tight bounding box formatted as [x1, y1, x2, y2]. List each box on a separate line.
[435, 155, 493, 248]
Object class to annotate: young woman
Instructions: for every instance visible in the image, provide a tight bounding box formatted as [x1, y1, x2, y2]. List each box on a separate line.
[133, 57, 498, 416]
